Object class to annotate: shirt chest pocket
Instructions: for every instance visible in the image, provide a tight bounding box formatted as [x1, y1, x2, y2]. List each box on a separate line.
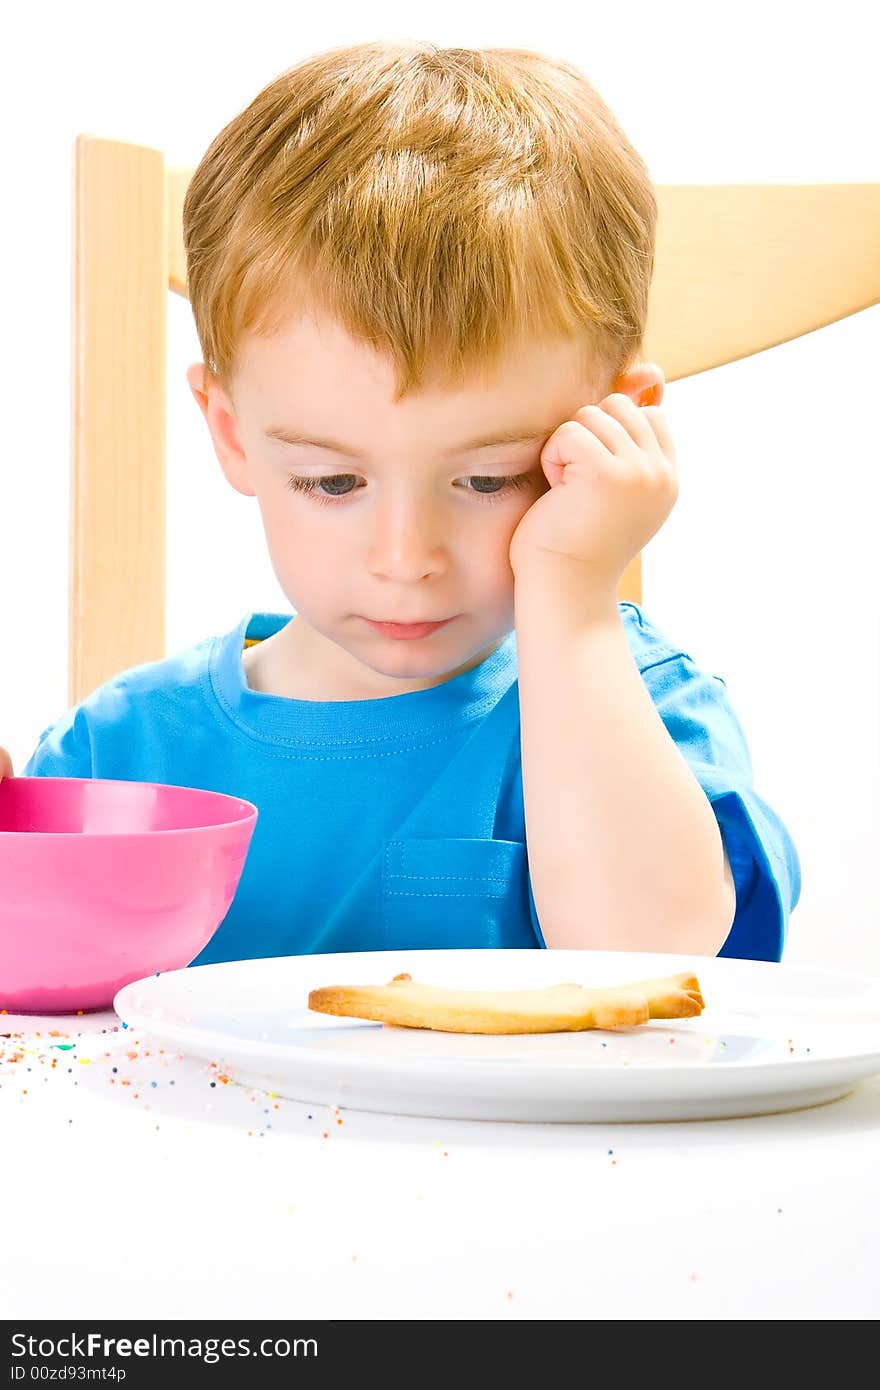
[380, 836, 538, 951]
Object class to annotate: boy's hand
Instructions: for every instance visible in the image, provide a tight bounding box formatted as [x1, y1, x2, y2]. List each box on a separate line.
[0, 746, 13, 780]
[508, 393, 678, 592]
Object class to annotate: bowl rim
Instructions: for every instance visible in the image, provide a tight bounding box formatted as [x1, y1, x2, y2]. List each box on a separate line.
[0, 775, 258, 837]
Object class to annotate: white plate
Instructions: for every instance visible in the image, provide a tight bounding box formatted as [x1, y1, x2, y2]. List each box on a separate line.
[112, 949, 880, 1123]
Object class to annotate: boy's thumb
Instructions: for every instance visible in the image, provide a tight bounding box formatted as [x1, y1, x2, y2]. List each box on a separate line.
[0, 746, 14, 780]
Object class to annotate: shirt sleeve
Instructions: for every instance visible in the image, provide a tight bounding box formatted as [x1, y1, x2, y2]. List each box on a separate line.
[21, 706, 94, 779]
[632, 625, 802, 963]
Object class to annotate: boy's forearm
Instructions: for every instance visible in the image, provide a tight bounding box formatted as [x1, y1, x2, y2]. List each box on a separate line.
[513, 556, 735, 955]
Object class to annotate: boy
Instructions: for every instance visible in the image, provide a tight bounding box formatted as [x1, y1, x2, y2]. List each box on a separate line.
[1, 40, 800, 964]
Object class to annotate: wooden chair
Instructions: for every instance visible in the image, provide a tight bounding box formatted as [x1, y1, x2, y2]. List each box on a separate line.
[70, 134, 880, 704]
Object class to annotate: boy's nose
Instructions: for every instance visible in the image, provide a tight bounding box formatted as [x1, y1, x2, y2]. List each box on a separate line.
[365, 495, 447, 581]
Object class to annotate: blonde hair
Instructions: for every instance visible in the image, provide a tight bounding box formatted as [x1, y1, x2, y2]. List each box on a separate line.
[183, 39, 656, 403]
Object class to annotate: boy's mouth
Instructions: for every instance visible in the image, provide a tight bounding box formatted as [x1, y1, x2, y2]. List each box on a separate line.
[362, 617, 455, 640]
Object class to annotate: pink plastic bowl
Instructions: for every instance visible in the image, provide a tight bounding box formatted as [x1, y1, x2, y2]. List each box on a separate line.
[0, 777, 257, 1014]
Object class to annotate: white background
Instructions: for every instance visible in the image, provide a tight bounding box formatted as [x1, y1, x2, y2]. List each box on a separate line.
[1, 0, 877, 971]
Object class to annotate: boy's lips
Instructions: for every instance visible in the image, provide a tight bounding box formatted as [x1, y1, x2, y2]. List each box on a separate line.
[366, 616, 452, 625]
[363, 616, 456, 640]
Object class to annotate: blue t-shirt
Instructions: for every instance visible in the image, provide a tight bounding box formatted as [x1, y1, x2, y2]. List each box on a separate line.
[23, 603, 801, 964]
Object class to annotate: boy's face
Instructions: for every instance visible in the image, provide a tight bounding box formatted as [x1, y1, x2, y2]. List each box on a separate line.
[187, 309, 659, 698]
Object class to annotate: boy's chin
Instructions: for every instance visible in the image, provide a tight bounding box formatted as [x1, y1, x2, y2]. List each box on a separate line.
[355, 644, 461, 680]
[353, 627, 508, 686]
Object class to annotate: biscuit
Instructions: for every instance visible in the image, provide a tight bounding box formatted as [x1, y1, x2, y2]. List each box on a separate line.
[308, 970, 704, 1034]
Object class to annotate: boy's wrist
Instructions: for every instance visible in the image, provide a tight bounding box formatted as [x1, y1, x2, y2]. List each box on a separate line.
[512, 551, 621, 627]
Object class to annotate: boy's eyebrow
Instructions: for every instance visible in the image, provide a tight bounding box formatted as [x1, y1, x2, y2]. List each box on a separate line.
[263, 422, 557, 458]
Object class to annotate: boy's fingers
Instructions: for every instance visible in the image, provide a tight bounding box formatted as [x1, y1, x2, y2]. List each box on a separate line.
[641, 404, 675, 463]
[0, 746, 14, 780]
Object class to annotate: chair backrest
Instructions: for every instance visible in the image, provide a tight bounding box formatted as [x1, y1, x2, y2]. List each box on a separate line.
[70, 133, 880, 704]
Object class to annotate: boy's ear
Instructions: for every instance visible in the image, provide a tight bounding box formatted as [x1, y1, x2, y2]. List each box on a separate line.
[610, 361, 665, 409]
[185, 362, 257, 498]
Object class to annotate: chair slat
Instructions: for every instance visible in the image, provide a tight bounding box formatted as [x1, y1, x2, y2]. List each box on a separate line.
[71, 135, 167, 705]
[647, 184, 880, 380]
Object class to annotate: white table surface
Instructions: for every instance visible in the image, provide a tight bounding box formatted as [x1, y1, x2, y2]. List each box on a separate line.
[3, 1004, 879, 1321]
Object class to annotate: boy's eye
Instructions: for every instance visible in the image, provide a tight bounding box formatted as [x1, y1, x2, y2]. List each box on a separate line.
[283, 472, 536, 506]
